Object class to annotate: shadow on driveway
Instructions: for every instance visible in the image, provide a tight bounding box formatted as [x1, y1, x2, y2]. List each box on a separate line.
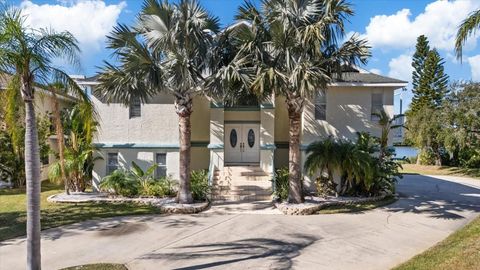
[139, 233, 318, 270]
[385, 175, 480, 219]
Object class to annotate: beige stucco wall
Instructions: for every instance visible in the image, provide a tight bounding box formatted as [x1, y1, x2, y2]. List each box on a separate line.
[224, 110, 260, 122]
[302, 86, 394, 144]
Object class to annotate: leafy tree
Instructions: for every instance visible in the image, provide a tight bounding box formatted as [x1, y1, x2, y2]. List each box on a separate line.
[455, 9, 480, 60]
[0, 8, 80, 268]
[219, 0, 370, 203]
[97, 0, 219, 204]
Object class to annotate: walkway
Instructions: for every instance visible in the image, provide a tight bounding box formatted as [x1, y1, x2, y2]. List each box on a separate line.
[1, 174, 479, 270]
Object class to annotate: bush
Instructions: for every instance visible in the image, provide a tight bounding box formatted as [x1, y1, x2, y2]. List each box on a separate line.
[99, 170, 139, 197]
[190, 170, 210, 201]
[272, 167, 289, 201]
[142, 177, 177, 197]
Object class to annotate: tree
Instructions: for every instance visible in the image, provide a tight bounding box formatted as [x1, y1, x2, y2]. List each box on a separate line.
[410, 37, 448, 112]
[411, 35, 430, 107]
[0, 8, 80, 269]
[97, 0, 219, 204]
[455, 10, 480, 61]
[372, 110, 404, 161]
[48, 82, 93, 195]
[219, 0, 370, 203]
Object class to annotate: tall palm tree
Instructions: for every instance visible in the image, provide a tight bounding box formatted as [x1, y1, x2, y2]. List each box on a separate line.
[0, 8, 80, 269]
[49, 82, 93, 195]
[220, 0, 370, 203]
[97, 0, 219, 204]
[455, 9, 480, 60]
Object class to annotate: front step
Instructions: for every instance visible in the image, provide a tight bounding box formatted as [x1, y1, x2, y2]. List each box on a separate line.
[211, 166, 273, 202]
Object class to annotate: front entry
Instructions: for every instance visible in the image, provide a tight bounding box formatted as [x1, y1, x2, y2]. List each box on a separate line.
[225, 124, 260, 164]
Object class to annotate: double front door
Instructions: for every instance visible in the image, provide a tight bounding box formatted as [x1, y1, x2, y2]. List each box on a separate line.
[225, 124, 260, 164]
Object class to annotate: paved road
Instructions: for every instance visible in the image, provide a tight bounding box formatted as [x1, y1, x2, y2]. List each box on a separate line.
[1, 174, 479, 270]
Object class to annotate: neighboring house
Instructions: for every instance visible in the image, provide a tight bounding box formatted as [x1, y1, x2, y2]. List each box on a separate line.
[76, 66, 407, 197]
[0, 74, 77, 181]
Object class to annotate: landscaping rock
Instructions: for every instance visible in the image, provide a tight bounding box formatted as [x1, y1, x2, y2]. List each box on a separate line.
[275, 194, 391, 215]
[47, 192, 210, 214]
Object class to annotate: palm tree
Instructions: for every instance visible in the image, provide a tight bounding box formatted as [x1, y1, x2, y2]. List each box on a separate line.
[97, 0, 219, 204]
[48, 82, 93, 195]
[220, 0, 370, 203]
[455, 9, 480, 60]
[372, 110, 404, 161]
[0, 8, 80, 269]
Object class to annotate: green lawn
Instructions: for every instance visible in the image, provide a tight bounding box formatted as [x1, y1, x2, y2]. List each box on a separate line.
[317, 196, 397, 214]
[400, 164, 480, 179]
[0, 181, 162, 241]
[393, 216, 480, 270]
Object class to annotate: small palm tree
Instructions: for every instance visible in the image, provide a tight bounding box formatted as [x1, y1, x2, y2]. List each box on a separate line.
[372, 110, 404, 161]
[0, 8, 81, 269]
[455, 9, 480, 60]
[97, 0, 219, 204]
[48, 82, 93, 195]
[220, 0, 370, 203]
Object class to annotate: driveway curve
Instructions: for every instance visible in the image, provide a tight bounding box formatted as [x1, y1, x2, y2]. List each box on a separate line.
[1, 174, 479, 270]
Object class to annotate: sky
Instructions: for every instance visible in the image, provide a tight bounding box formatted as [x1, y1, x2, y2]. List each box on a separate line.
[9, 0, 480, 112]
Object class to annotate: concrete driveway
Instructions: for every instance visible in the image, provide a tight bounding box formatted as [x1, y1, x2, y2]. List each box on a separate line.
[1, 174, 479, 270]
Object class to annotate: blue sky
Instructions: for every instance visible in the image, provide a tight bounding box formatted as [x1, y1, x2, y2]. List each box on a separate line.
[11, 0, 480, 112]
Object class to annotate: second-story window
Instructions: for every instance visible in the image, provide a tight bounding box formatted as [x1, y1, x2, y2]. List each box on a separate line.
[371, 92, 384, 121]
[129, 97, 141, 118]
[315, 89, 327, 120]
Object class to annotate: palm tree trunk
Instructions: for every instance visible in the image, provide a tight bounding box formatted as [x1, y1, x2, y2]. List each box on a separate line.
[286, 94, 305, 204]
[25, 99, 42, 270]
[52, 92, 69, 195]
[176, 96, 193, 204]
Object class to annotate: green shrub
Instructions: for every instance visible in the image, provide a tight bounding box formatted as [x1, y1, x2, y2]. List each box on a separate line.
[142, 177, 177, 197]
[272, 167, 289, 201]
[418, 149, 436, 165]
[190, 170, 210, 201]
[99, 170, 139, 197]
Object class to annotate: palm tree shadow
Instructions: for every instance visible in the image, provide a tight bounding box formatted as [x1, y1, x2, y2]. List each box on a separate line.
[139, 233, 318, 270]
[384, 175, 480, 220]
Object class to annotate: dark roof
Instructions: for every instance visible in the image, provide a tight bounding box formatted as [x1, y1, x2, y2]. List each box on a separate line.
[332, 66, 407, 84]
[81, 68, 407, 85]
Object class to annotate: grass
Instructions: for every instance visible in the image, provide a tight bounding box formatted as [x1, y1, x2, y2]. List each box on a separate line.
[400, 164, 480, 179]
[316, 196, 397, 214]
[0, 181, 162, 241]
[61, 263, 128, 270]
[393, 216, 480, 270]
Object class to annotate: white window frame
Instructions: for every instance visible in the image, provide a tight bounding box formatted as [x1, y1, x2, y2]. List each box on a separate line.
[371, 91, 384, 121]
[315, 89, 327, 120]
[155, 153, 167, 178]
[106, 152, 119, 175]
[129, 97, 141, 118]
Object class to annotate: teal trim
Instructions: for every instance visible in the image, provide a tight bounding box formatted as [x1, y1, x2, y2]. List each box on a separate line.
[260, 144, 277, 150]
[207, 143, 224, 149]
[191, 141, 209, 147]
[210, 102, 224, 108]
[260, 103, 275, 109]
[275, 142, 289, 149]
[94, 143, 179, 150]
[224, 120, 261, 124]
[224, 106, 260, 111]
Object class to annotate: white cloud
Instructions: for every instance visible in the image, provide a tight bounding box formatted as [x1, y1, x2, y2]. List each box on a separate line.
[467, 54, 480, 81]
[364, 0, 480, 51]
[388, 54, 413, 81]
[20, 0, 126, 52]
[369, 68, 382, 75]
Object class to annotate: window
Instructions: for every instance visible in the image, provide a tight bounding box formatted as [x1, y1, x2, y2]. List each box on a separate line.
[156, 153, 167, 178]
[315, 89, 327, 120]
[129, 97, 141, 118]
[371, 92, 384, 120]
[107, 153, 119, 175]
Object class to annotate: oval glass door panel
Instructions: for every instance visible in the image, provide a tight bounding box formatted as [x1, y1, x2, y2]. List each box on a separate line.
[230, 129, 237, 147]
[247, 129, 255, 148]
